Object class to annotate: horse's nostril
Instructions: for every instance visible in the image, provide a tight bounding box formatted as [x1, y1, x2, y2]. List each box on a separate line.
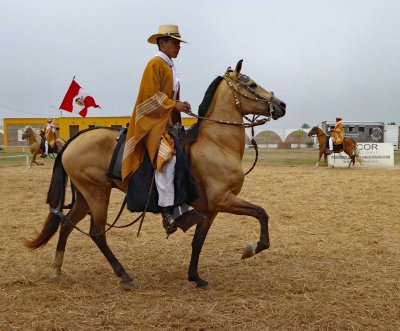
[280, 102, 286, 109]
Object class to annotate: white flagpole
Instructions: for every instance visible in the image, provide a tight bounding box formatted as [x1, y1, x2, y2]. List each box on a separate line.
[47, 106, 61, 138]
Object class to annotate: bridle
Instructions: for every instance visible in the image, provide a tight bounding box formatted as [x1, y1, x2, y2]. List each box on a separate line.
[185, 71, 275, 128]
[309, 127, 326, 138]
[224, 72, 275, 121]
[23, 127, 39, 143]
[184, 70, 275, 175]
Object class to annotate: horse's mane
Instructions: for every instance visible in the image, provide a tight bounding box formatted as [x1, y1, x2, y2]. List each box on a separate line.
[198, 76, 224, 119]
[181, 76, 223, 152]
[318, 126, 328, 136]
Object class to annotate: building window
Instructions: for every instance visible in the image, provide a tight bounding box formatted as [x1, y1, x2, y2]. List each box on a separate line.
[359, 127, 365, 132]
[69, 125, 79, 138]
[348, 126, 355, 133]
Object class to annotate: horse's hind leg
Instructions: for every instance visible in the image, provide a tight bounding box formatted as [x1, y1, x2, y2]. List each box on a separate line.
[51, 190, 89, 280]
[347, 153, 355, 168]
[88, 199, 137, 290]
[188, 213, 216, 288]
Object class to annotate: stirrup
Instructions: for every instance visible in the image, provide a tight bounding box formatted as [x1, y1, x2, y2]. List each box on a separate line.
[161, 208, 177, 236]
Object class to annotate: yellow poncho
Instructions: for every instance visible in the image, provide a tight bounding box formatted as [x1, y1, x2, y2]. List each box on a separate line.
[121, 56, 180, 185]
[332, 120, 344, 144]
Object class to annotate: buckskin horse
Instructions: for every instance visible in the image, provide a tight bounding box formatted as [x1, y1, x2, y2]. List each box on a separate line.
[25, 60, 286, 289]
[22, 125, 65, 168]
[307, 125, 362, 168]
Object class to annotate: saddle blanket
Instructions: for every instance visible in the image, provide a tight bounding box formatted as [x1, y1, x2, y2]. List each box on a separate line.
[107, 129, 198, 213]
[326, 138, 343, 151]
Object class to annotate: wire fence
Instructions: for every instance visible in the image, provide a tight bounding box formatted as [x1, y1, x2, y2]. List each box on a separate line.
[0, 145, 30, 167]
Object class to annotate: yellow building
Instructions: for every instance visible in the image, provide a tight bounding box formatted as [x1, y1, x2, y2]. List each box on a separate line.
[3, 116, 197, 147]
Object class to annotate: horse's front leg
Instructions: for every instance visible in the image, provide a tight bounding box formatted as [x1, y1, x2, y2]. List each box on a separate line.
[217, 193, 270, 259]
[31, 153, 44, 167]
[30, 153, 37, 168]
[316, 151, 324, 167]
[188, 213, 216, 288]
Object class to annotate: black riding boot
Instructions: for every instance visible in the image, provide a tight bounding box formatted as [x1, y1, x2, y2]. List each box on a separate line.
[161, 206, 177, 235]
[40, 139, 47, 157]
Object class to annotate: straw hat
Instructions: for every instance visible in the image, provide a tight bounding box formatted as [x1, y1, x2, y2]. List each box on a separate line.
[147, 24, 188, 44]
[336, 116, 342, 121]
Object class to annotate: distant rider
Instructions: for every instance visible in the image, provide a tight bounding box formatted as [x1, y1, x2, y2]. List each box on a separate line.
[328, 116, 344, 154]
[40, 118, 56, 157]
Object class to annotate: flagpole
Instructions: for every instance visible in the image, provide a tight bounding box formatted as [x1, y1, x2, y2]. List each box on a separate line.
[58, 75, 75, 119]
[49, 106, 61, 122]
[47, 106, 61, 139]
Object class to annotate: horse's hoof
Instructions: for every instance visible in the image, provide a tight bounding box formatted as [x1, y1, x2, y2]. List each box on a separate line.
[120, 280, 139, 291]
[49, 273, 63, 281]
[241, 244, 256, 259]
[197, 283, 214, 291]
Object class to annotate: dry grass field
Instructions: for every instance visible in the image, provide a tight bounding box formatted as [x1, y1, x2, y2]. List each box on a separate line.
[1, 149, 399, 330]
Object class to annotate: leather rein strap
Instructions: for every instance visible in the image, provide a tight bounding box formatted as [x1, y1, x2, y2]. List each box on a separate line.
[185, 74, 274, 175]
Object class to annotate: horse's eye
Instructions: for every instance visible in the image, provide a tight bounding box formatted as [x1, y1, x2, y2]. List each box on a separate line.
[239, 74, 250, 83]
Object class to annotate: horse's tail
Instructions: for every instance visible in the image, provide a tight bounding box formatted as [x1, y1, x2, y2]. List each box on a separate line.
[354, 143, 363, 165]
[25, 152, 67, 249]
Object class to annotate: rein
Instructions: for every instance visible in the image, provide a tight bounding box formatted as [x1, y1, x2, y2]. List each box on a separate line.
[185, 73, 274, 175]
[50, 169, 153, 238]
[309, 128, 327, 141]
[50, 127, 161, 238]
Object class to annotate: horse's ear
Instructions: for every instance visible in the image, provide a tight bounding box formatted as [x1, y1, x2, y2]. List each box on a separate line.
[234, 59, 243, 76]
[225, 66, 233, 76]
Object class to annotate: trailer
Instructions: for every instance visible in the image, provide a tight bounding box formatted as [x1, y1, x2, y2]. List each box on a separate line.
[384, 124, 399, 150]
[322, 121, 385, 143]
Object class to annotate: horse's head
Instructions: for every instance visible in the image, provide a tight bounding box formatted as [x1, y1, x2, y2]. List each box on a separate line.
[224, 60, 286, 120]
[22, 125, 40, 142]
[21, 126, 32, 140]
[307, 125, 319, 137]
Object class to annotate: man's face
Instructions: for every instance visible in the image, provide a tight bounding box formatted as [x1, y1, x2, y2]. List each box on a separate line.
[160, 38, 181, 59]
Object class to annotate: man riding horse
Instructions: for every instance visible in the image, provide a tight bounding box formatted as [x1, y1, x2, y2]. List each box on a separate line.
[328, 116, 344, 154]
[40, 118, 57, 157]
[121, 25, 192, 235]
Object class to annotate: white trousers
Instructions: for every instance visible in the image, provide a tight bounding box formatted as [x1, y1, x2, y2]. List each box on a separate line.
[45, 141, 48, 154]
[155, 156, 176, 207]
[329, 137, 333, 150]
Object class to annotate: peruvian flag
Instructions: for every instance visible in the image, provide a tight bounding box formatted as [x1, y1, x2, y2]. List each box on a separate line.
[59, 79, 100, 117]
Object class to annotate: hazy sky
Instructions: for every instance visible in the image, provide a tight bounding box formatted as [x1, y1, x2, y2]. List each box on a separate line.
[0, 0, 399, 129]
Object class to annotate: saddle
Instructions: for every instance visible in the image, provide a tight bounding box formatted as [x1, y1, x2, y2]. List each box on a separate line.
[107, 128, 127, 181]
[325, 138, 343, 151]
